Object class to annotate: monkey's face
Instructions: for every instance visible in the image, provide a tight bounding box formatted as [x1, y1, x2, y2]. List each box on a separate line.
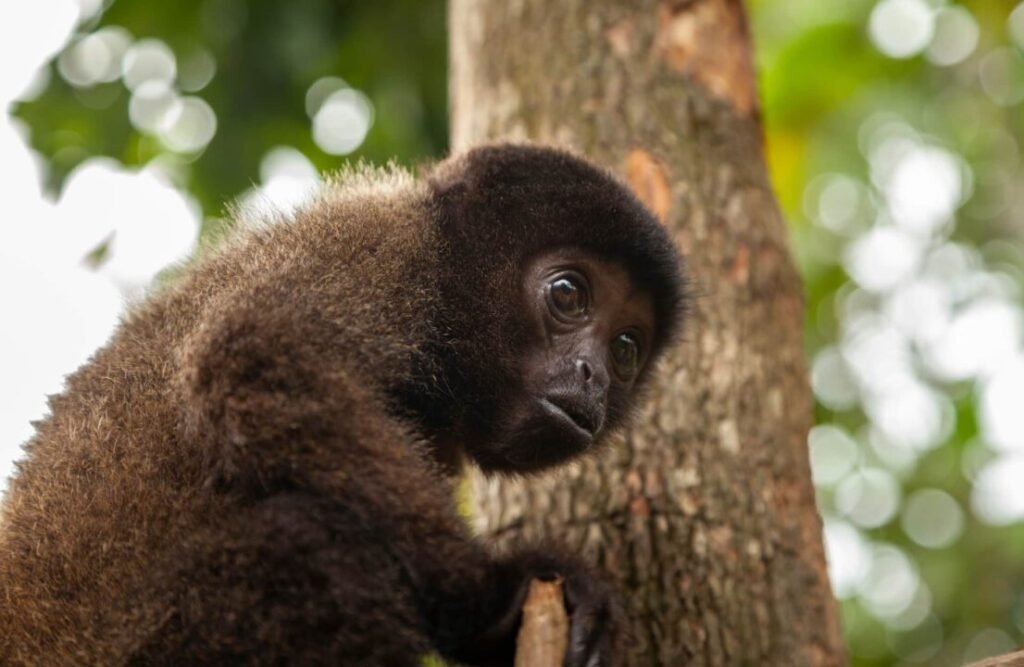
[471, 248, 656, 473]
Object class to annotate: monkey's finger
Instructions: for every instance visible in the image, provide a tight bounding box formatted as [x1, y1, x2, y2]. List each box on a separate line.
[564, 608, 600, 667]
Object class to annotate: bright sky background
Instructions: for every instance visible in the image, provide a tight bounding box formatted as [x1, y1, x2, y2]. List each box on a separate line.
[0, 0, 359, 490]
[1, 0, 198, 485]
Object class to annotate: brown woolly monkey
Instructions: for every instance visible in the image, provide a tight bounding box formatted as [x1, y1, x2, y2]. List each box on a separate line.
[0, 144, 686, 667]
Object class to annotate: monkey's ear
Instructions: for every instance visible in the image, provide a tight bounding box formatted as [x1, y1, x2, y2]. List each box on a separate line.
[428, 166, 471, 200]
[427, 151, 481, 200]
[428, 170, 477, 238]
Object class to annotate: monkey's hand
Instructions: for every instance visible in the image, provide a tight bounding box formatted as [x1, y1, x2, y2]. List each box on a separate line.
[447, 546, 620, 667]
[511, 547, 620, 667]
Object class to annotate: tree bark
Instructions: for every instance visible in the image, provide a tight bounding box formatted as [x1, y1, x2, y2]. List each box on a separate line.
[967, 650, 1024, 667]
[449, 0, 845, 665]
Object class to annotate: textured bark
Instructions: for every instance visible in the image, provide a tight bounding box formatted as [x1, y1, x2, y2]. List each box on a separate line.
[449, 0, 845, 665]
[967, 650, 1024, 667]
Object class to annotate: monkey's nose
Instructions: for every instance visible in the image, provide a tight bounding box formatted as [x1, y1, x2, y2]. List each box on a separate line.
[575, 357, 610, 395]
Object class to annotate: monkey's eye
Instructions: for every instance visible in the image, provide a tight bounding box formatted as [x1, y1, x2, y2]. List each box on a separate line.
[610, 332, 641, 379]
[547, 273, 589, 319]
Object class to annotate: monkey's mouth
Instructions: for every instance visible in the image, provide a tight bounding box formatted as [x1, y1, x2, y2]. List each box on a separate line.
[537, 397, 597, 444]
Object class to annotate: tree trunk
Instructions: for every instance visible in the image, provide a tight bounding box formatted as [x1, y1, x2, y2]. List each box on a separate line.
[967, 650, 1024, 667]
[448, 0, 845, 665]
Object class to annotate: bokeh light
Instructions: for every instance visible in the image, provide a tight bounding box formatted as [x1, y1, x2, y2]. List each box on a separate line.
[312, 87, 374, 156]
[963, 628, 1017, 664]
[57, 27, 132, 87]
[811, 346, 861, 411]
[926, 6, 978, 67]
[901, 489, 964, 549]
[1010, 2, 1024, 50]
[836, 468, 902, 529]
[239, 146, 321, 217]
[824, 519, 871, 598]
[58, 158, 201, 286]
[809, 424, 860, 486]
[128, 80, 178, 133]
[979, 355, 1024, 453]
[121, 38, 177, 91]
[868, 0, 935, 59]
[178, 47, 216, 92]
[159, 96, 217, 153]
[858, 544, 922, 620]
[979, 48, 1024, 107]
[972, 455, 1024, 525]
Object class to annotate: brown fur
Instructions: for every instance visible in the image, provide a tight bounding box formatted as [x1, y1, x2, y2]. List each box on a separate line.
[0, 144, 685, 666]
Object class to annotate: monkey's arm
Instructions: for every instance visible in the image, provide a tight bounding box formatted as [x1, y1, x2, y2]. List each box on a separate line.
[174, 295, 608, 665]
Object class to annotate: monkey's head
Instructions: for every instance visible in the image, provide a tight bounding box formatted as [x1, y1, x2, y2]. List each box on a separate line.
[421, 144, 687, 474]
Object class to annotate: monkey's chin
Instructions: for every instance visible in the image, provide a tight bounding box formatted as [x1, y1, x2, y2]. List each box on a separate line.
[475, 399, 595, 474]
[537, 398, 595, 445]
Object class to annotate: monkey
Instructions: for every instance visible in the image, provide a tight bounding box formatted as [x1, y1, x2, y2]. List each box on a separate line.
[0, 143, 686, 666]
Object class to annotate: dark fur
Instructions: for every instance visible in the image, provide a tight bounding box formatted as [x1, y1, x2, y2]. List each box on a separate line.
[0, 144, 685, 666]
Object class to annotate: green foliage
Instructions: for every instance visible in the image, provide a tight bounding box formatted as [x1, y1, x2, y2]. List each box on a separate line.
[754, 0, 1024, 664]
[14, 0, 448, 221]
